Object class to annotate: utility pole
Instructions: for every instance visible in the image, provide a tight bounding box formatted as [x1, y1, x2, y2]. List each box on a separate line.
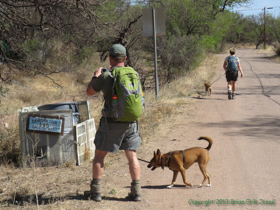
[263, 6, 273, 49]
[264, 7, 266, 49]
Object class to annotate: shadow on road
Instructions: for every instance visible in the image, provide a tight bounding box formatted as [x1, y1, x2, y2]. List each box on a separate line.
[200, 115, 280, 139]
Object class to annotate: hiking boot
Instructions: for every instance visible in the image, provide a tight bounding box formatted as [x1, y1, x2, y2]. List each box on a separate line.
[90, 179, 101, 202]
[127, 193, 141, 202]
[228, 90, 232, 100]
[129, 180, 141, 201]
[91, 193, 102, 202]
[232, 92, 236, 99]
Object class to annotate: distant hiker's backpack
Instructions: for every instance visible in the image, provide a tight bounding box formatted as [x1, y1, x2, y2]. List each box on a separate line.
[109, 66, 144, 122]
[226, 56, 238, 73]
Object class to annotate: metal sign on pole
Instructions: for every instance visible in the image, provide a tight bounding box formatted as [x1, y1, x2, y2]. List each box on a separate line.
[142, 8, 165, 98]
[152, 9, 159, 98]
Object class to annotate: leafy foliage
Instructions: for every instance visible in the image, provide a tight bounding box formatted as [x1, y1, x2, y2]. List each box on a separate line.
[267, 15, 280, 43]
[157, 35, 203, 82]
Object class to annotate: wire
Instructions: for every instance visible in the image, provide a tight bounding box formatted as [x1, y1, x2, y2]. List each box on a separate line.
[236, 8, 264, 11]
[235, 6, 280, 12]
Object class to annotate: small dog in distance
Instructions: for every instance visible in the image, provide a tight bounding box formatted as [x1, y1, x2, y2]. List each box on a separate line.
[204, 82, 212, 96]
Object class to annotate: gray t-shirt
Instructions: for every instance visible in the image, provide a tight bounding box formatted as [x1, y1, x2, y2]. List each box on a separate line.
[92, 70, 114, 109]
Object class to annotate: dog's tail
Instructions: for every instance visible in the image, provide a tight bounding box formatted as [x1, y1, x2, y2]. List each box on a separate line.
[198, 136, 213, 151]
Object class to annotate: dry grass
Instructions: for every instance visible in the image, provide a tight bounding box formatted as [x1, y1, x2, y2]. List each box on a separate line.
[0, 51, 219, 209]
[84, 147, 91, 161]
[256, 44, 280, 63]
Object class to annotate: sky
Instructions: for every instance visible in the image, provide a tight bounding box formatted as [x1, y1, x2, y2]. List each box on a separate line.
[233, 0, 280, 17]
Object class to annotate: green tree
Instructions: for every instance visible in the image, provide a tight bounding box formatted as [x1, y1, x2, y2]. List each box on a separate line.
[267, 15, 280, 43]
[200, 11, 238, 51]
[224, 12, 246, 44]
[244, 14, 265, 48]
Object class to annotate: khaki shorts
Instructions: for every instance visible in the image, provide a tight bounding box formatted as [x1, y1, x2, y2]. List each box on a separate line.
[94, 117, 142, 153]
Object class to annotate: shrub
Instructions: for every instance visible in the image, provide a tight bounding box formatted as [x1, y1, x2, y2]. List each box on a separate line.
[0, 85, 9, 105]
[0, 127, 21, 166]
[157, 35, 203, 82]
[275, 44, 280, 56]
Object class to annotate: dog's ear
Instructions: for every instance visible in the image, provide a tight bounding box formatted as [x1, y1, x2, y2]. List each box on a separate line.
[156, 149, 161, 156]
[155, 149, 161, 163]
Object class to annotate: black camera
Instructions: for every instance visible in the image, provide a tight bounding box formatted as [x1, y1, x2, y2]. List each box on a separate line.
[101, 68, 107, 73]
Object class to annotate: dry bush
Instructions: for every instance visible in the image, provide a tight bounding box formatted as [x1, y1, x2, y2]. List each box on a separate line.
[152, 105, 174, 120]
[12, 186, 33, 204]
[84, 147, 91, 161]
[274, 43, 280, 56]
[0, 125, 21, 166]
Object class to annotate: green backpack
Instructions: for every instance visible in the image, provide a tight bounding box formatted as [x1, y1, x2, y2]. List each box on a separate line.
[109, 66, 144, 122]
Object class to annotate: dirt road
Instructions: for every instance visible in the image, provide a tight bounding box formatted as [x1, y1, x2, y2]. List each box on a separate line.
[90, 48, 280, 210]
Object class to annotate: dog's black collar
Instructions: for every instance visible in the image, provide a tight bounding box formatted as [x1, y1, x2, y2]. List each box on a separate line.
[167, 151, 185, 171]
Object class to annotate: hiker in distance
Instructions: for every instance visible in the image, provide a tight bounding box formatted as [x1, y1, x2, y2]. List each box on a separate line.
[223, 47, 244, 100]
[86, 44, 144, 202]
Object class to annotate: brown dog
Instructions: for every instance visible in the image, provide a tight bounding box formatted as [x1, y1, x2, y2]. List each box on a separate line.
[204, 82, 212, 96]
[147, 136, 213, 189]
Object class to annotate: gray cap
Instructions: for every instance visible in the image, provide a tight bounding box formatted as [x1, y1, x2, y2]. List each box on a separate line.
[109, 44, 126, 57]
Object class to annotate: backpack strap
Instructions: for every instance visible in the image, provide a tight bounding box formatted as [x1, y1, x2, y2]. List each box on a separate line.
[108, 66, 123, 97]
[100, 67, 116, 120]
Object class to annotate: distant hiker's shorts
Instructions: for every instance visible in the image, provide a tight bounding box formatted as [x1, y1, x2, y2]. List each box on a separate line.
[94, 117, 142, 153]
[226, 70, 238, 82]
